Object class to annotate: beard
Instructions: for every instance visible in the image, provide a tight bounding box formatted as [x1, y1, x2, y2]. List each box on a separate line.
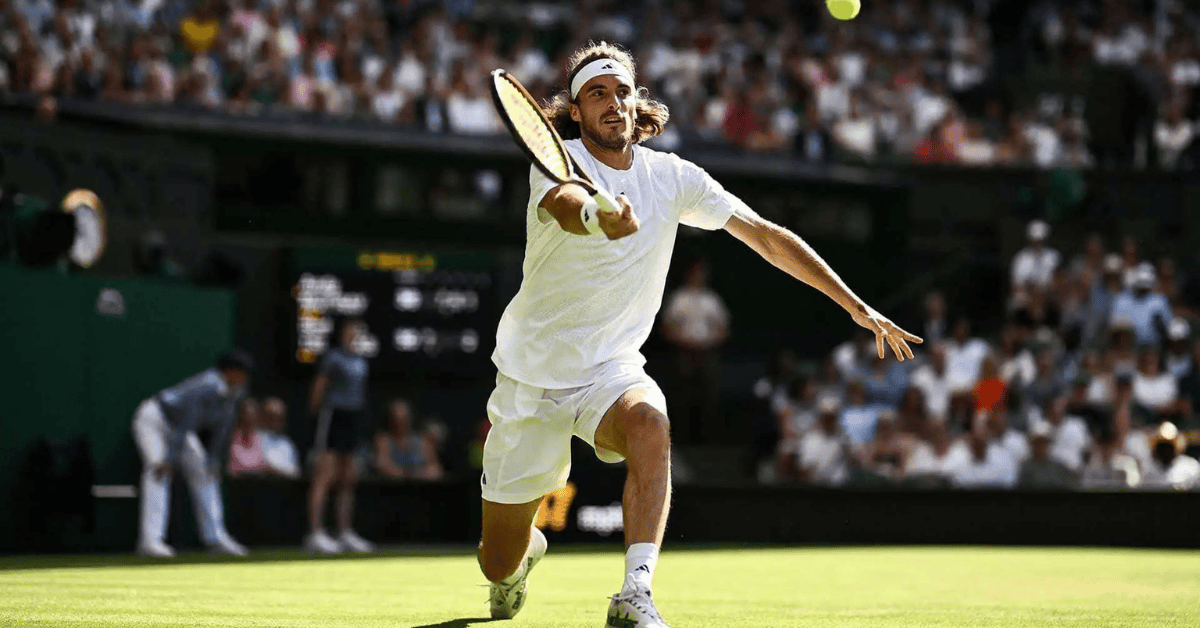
[580, 115, 634, 151]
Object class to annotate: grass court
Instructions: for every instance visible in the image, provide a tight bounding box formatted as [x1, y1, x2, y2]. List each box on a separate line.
[3, 545, 1197, 627]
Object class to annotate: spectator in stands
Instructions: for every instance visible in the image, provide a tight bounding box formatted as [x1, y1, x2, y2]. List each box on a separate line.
[949, 416, 1018, 489]
[1084, 254, 1126, 347]
[920, 291, 949, 346]
[831, 96, 876, 162]
[1023, 350, 1064, 416]
[973, 354, 1007, 413]
[1011, 220, 1060, 294]
[832, 329, 874, 382]
[1018, 422, 1076, 489]
[860, 355, 910, 410]
[1040, 396, 1091, 472]
[372, 66, 405, 123]
[662, 257, 729, 443]
[904, 419, 966, 486]
[373, 399, 441, 480]
[260, 397, 300, 478]
[1140, 422, 1200, 490]
[1132, 348, 1180, 420]
[228, 398, 268, 476]
[946, 317, 989, 391]
[854, 410, 910, 483]
[789, 399, 851, 487]
[998, 323, 1036, 388]
[180, 0, 221, 55]
[814, 354, 846, 408]
[911, 341, 953, 422]
[896, 387, 929, 438]
[445, 63, 502, 135]
[1154, 99, 1195, 170]
[841, 379, 881, 448]
[1069, 233, 1107, 287]
[794, 100, 833, 162]
[985, 408, 1028, 465]
[1110, 263, 1173, 346]
[777, 376, 818, 442]
[1120, 237, 1143, 289]
[1080, 423, 1141, 490]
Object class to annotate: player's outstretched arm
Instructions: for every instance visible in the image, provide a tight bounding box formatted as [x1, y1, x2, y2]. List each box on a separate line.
[538, 184, 639, 240]
[724, 209, 922, 361]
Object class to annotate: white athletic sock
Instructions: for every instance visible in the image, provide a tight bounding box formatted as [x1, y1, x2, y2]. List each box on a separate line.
[624, 543, 659, 593]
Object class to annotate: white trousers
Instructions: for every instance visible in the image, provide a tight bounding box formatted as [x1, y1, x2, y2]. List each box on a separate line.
[132, 399, 230, 546]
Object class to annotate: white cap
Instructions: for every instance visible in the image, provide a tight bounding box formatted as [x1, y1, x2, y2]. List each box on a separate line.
[1027, 219, 1050, 241]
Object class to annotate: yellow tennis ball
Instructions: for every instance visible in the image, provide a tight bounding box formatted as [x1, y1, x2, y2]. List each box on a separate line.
[827, 0, 861, 20]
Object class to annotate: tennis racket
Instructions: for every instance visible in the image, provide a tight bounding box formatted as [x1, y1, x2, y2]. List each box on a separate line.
[489, 69, 621, 216]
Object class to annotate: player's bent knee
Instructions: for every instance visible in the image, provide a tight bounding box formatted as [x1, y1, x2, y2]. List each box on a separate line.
[621, 405, 671, 451]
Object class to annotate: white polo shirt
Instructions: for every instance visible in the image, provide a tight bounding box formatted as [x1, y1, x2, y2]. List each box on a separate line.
[493, 139, 747, 389]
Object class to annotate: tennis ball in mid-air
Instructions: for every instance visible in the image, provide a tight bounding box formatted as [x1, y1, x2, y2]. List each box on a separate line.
[827, 0, 861, 20]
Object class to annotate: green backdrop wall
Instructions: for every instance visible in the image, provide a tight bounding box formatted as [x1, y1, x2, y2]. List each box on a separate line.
[0, 265, 235, 551]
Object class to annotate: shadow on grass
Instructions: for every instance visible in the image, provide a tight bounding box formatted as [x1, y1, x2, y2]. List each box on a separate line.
[409, 618, 496, 628]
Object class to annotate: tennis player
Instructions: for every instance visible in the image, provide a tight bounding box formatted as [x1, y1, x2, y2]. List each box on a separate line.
[479, 42, 922, 627]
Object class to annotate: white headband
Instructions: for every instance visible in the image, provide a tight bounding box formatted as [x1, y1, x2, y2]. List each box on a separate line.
[570, 58, 635, 99]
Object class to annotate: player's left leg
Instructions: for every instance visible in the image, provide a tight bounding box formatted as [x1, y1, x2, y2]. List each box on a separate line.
[593, 388, 672, 628]
[335, 453, 373, 552]
[480, 498, 548, 619]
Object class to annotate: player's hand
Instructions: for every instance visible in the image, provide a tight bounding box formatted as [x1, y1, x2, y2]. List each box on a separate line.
[598, 195, 639, 240]
[850, 304, 923, 361]
[152, 463, 174, 479]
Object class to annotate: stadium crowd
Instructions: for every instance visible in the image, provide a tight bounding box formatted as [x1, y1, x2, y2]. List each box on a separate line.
[224, 394, 445, 481]
[3, 0, 1199, 168]
[754, 219, 1200, 490]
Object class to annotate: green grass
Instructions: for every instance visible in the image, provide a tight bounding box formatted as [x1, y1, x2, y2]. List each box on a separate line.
[2, 546, 1198, 627]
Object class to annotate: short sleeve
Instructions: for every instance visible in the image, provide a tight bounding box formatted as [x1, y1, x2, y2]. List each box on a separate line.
[317, 352, 334, 375]
[676, 158, 748, 231]
[528, 164, 560, 225]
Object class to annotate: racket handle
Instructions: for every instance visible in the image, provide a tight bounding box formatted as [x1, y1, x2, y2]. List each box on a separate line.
[592, 188, 621, 216]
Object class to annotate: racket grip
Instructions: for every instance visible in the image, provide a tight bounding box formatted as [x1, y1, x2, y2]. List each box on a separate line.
[592, 188, 621, 216]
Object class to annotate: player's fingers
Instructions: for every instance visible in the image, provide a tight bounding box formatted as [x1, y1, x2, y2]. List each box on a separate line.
[895, 326, 924, 344]
[875, 331, 885, 360]
[887, 335, 905, 361]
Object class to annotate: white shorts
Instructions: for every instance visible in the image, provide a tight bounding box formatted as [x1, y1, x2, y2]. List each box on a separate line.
[481, 362, 667, 504]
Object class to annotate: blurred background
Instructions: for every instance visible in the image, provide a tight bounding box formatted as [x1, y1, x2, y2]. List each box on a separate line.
[2, 0, 1200, 555]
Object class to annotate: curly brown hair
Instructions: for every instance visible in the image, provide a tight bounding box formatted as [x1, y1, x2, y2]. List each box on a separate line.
[543, 41, 669, 144]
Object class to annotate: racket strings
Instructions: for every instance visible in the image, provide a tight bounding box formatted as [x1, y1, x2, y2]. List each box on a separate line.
[496, 79, 571, 180]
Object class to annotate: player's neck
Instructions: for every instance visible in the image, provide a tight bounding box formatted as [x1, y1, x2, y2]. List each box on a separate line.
[581, 136, 634, 170]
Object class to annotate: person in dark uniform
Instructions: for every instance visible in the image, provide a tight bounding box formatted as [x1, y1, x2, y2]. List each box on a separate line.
[132, 349, 254, 557]
[305, 317, 375, 553]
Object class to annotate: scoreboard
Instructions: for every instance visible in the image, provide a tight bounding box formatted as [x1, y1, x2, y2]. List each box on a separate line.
[288, 246, 499, 378]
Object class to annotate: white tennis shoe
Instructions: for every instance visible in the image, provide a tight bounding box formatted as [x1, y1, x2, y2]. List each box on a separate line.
[209, 533, 249, 557]
[338, 529, 375, 553]
[489, 527, 548, 619]
[305, 529, 342, 554]
[606, 574, 669, 628]
[136, 539, 175, 558]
